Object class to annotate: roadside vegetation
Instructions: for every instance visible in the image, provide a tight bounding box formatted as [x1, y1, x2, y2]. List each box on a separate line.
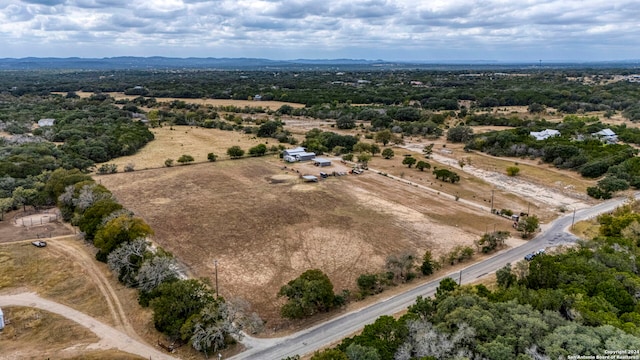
[308, 201, 640, 360]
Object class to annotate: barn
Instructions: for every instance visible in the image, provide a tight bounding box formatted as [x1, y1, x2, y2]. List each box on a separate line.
[283, 147, 316, 162]
[313, 157, 331, 167]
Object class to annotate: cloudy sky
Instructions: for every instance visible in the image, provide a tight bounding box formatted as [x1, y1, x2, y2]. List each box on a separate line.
[1, 0, 638, 61]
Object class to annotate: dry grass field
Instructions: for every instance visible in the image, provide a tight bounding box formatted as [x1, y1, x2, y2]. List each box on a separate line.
[96, 156, 508, 331]
[94, 121, 598, 331]
[101, 126, 272, 170]
[0, 240, 109, 320]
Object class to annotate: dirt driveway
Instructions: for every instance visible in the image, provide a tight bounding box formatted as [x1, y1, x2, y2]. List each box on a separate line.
[0, 292, 176, 360]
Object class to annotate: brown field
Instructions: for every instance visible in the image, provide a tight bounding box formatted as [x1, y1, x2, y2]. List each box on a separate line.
[93, 121, 595, 331]
[96, 156, 517, 332]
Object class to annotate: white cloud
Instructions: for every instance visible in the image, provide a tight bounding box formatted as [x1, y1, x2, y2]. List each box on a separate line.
[0, 0, 638, 60]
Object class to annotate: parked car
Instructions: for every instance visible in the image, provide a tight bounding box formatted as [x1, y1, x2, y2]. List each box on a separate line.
[31, 241, 47, 248]
[525, 248, 545, 261]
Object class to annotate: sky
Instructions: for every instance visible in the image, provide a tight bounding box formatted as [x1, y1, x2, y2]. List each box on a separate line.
[0, 0, 639, 62]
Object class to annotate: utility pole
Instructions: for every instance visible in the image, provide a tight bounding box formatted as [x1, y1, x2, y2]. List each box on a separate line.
[214, 259, 219, 298]
[490, 189, 495, 213]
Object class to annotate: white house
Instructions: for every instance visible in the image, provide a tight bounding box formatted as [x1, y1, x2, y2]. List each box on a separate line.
[37, 118, 55, 127]
[593, 128, 618, 144]
[530, 129, 560, 141]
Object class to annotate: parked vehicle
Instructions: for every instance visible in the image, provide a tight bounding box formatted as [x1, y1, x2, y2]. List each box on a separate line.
[31, 241, 47, 248]
[525, 248, 545, 261]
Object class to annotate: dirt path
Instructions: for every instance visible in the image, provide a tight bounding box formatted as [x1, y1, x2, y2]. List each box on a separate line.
[1, 235, 138, 339]
[47, 237, 138, 337]
[0, 292, 176, 360]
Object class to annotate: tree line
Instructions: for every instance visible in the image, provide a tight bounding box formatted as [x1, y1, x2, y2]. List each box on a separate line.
[48, 168, 263, 355]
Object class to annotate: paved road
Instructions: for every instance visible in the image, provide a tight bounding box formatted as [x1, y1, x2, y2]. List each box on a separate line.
[230, 194, 637, 360]
[0, 292, 177, 360]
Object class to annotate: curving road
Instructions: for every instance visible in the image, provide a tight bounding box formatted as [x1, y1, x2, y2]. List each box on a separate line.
[0, 292, 177, 360]
[230, 193, 638, 360]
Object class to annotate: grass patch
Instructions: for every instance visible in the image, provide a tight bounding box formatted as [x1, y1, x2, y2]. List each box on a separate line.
[0, 307, 101, 358]
[0, 240, 109, 320]
[571, 219, 600, 240]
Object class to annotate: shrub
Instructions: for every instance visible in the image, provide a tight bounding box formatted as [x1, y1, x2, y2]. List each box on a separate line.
[506, 166, 520, 176]
[177, 154, 195, 164]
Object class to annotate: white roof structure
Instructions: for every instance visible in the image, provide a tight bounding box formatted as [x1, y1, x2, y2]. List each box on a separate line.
[283, 147, 307, 156]
[37, 118, 55, 127]
[530, 129, 560, 141]
[593, 128, 616, 137]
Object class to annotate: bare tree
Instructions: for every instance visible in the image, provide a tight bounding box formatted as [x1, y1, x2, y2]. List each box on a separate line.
[107, 238, 148, 286]
[385, 251, 416, 281]
[190, 301, 244, 357]
[73, 184, 113, 211]
[395, 319, 475, 360]
[136, 256, 180, 292]
[58, 185, 75, 206]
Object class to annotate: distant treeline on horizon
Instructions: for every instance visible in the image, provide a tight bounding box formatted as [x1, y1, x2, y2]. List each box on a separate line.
[0, 56, 639, 71]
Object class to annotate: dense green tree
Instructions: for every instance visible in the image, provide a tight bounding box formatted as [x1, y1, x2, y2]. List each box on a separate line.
[93, 214, 153, 262]
[257, 120, 281, 137]
[248, 144, 268, 156]
[310, 349, 348, 360]
[447, 126, 473, 143]
[12, 186, 38, 211]
[177, 154, 195, 164]
[149, 279, 214, 339]
[420, 250, 436, 276]
[381, 148, 394, 159]
[357, 274, 380, 296]
[517, 215, 540, 238]
[207, 152, 217, 162]
[415, 161, 430, 171]
[279, 269, 337, 319]
[496, 263, 517, 288]
[227, 146, 245, 159]
[402, 156, 416, 168]
[336, 116, 356, 129]
[77, 198, 123, 241]
[0, 197, 14, 221]
[374, 130, 393, 146]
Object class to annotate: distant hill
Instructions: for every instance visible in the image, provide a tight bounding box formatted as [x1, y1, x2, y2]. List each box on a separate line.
[0, 57, 388, 70]
[0, 57, 638, 71]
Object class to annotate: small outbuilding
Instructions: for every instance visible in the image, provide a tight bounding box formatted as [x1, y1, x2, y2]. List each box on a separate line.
[302, 175, 318, 182]
[313, 157, 331, 167]
[530, 129, 560, 141]
[592, 128, 618, 144]
[37, 118, 55, 127]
